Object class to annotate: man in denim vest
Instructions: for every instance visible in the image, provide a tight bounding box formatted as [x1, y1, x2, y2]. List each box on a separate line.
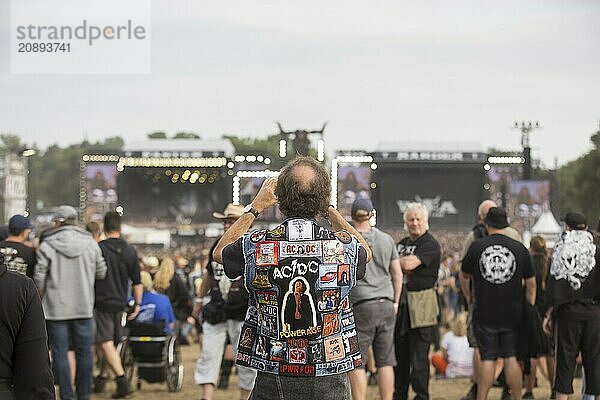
[213, 156, 372, 400]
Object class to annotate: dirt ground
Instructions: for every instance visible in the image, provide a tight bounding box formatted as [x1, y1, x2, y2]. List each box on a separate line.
[92, 344, 582, 400]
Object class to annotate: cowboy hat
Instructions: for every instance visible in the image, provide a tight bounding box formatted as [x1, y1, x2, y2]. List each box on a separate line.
[212, 203, 245, 219]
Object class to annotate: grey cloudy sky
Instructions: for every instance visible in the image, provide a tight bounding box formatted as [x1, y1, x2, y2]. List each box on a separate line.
[1, 0, 599, 167]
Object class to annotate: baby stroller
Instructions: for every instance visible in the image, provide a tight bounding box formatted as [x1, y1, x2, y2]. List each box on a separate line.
[118, 320, 184, 392]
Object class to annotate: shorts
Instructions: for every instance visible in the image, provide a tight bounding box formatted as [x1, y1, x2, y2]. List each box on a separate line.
[352, 299, 396, 368]
[474, 324, 518, 361]
[94, 310, 126, 344]
[554, 316, 600, 395]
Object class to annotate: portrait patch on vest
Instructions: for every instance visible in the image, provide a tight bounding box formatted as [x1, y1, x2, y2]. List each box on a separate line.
[254, 335, 270, 359]
[317, 289, 341, 312]
[250, 229, 267, 243]
[288, 347, 308, 364]
[322, 312, 341, 337]
[318, 264, 339, 289]
[324, 335, 346, 362]
[337, 264, 351, 286]
[256, 242, 278, 266]
[258, 305, 279, 339]
[288, 219, 314, 241]
[279, 241, 323, 259]
[323, 240, 345, 264]
[269, 340, 287, 362]
[281, 277, 318, 337]
[334, 230, 352, 244]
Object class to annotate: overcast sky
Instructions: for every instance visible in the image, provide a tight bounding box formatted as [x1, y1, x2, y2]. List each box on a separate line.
[1, 0, 599, 167]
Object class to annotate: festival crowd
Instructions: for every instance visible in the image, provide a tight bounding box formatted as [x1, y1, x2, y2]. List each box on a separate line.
[0, 156, 599, 400]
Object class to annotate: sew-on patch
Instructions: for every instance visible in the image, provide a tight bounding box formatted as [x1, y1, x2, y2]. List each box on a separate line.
[279, 241, 323, 258]
[334, 230, 352, 244]
[251, 267, 273, 289]
[250, 229, 267, 243]
[256, 241, 279, 266]
[324, 335, 346, 362]
[337, 264, 350, 286]
[239, 327, 256, 351]
[323, 240, 345, 264]
[322, 313, 341, 337]
[288, 219, 314, 241]
[288, 347, 308, 364]
[266, 225, 286, 240]
[317, 289, 341, 312]
[318, 264, 339, 289]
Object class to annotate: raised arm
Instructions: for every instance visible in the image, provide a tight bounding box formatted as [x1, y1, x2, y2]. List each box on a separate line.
[213, 177, 278, 264]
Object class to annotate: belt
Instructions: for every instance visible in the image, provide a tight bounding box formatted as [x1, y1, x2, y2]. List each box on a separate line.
[352, 297, 394, 307]
[0, 382, 12, 391]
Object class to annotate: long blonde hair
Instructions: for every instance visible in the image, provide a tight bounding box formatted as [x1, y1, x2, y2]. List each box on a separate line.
[450, 312, 468, 337]
[153, 257, 175, 293]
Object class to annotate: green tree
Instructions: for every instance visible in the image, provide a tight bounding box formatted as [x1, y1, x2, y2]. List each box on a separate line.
[173, 132, 201, 139]
[223, 133, 283, 167]
[147, 131, 167, 139]
[558, 130, 600, 225]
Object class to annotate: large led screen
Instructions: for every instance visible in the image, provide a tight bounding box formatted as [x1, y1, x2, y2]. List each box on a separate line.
[117, 168, 228, 224]
[371, 162, 486, 230]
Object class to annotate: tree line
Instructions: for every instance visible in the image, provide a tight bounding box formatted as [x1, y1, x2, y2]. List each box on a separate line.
[2, 130, 598, 229]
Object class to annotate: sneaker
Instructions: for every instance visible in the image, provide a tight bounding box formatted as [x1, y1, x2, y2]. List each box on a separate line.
[93, 376, 108, 394]
[523, 392, 534, 399]
[111, 375, 133, 399]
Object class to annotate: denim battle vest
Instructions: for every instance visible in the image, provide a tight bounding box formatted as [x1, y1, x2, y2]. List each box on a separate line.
[237, 217, 362, 377]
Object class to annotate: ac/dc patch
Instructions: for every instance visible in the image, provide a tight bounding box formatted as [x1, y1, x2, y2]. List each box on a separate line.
[256, 242, 279, 266]
[324, 335, 346, 362]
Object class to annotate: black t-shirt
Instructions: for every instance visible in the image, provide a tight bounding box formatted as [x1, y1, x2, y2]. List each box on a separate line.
[0, 264, 55, 399]
[462, 234, 534, 328]
[0, 240, 36, 278]
[222, 238, 368, 281]
[397, 232, 441, 292]
[95, 237, 141, 312]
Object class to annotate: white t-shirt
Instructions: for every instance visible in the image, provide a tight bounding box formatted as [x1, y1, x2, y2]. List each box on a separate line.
[441, 331, 473, 378]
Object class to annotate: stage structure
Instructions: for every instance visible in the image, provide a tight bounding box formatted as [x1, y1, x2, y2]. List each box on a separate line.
[81, 139, 235, 226]
[332, 143, 490, 231]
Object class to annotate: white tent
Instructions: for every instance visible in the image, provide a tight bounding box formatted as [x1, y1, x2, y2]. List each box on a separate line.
[531, 211, 563, 247]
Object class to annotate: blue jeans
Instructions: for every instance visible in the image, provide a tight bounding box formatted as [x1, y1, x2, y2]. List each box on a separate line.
[47, 319, 94, 400]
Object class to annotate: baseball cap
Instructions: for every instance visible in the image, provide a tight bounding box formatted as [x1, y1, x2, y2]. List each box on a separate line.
[562, 212, 587, 230]
[351, 198, 374, 216]
[483, 207, 509, 229]
[8, 215, 33, 233]
[54, 205, 78, 222]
